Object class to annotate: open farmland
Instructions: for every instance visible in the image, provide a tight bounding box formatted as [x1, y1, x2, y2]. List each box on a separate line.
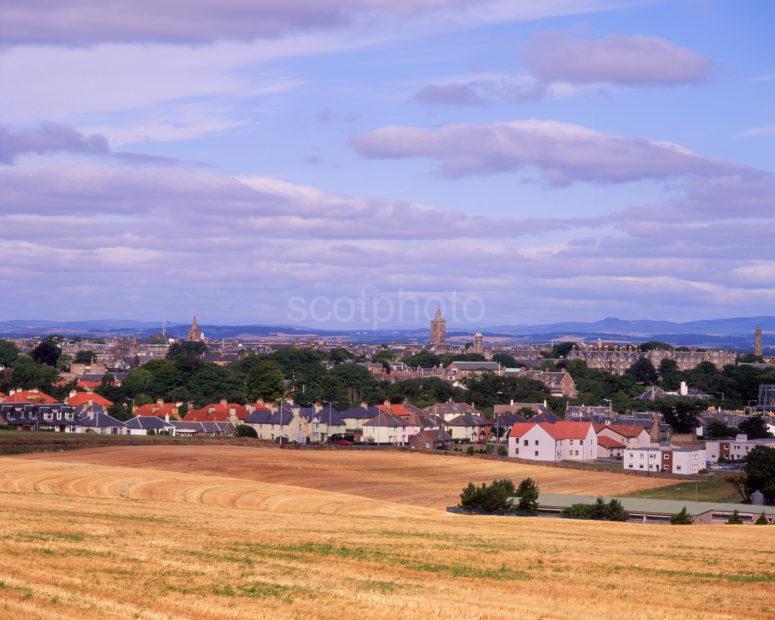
[0, 448, 772, 619]
[21, 445, 678, 509]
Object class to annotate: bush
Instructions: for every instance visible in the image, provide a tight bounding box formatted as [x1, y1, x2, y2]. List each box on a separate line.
[516, 477, 540, 513]
[727, 509, 743, 524]
[235, 424, 258, 438]
[755, 512, 769, 525]
[561, 498, 628, 521]
[497, 445, 508, 457]
[466, 446, 475, 455]
[670, 507, 693, 525]
[459, 479, 516, 514]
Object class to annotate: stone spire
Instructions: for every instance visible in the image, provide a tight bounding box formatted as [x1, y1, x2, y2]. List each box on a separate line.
[755, 325, 763, 358]
[187, 316, 204, 342]
[430, 306, 446, 346]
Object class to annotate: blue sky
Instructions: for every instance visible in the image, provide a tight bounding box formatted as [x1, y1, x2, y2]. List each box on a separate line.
[1, 0, 774, 328]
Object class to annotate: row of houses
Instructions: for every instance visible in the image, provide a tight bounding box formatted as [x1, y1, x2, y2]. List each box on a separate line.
[0, 403, 234, 437]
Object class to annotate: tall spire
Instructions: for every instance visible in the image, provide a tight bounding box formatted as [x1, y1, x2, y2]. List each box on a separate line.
[430, 305, 446, 346]
[187, 316, 204, 342]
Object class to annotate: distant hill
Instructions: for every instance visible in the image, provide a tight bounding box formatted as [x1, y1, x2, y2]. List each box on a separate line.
[0, 316, 772, 348]
[487, 316, 775, 337]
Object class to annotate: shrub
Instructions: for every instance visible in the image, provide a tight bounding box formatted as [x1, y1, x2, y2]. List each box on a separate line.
[727, 510, 743, 524]
[484, 444, 493, 455]
[497, 445, 508, 457]
[458, 479, 516, 514]
[466, 446, 475, 455]
[516, 478, 540, 513]
[755, 512, 769, 525]
[670, 507, 693, 525]
[561, 498, 628, 521]
[236, 424, 258, 438]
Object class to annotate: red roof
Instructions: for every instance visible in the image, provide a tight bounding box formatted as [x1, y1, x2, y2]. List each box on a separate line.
[135, 402, 180, 419]
[510, 421, 593, 441]
[600, 424, 647, 439]
[66, 392, 113, 408]
[185, 403, 248, 422]
[597, 435, 626, 449]
[4, 389, 57, 404]
[76, 379, 102, 390]
[376, 403, 413, 417]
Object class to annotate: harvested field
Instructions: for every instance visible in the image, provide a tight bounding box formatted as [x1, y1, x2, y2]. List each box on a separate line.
[0, 447, 771, 619]
[23, 445, 677, 509]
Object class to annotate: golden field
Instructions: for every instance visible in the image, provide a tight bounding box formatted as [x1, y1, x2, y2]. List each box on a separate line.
[0, 446, 772, 619]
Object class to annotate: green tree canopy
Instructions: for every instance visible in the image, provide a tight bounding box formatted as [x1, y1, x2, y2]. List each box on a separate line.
[31, 337, 62, 367]
[0, 340, 19, 366]
[74, 350, 97, 364]
[625, 357, 659, 384]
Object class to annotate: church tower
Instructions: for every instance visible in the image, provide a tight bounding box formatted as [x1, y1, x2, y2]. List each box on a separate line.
[187, 316, 204, 342]
[430, 306, 446, 346]
[472, 332, 483, 354]
[755, 325, 763, 357]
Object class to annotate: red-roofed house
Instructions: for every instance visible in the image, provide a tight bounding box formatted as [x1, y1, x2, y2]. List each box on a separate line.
[134, 400, 182, 420]
[4, 389, 57, 404]
[596, 424, 651, 449]
[375, 403, 414, 417]
[185, 400, 250, 424]
[508, 421, 597, 462]
[597, 435, 626, 459]
[65, 390, 113, 409]
[76, 379, 103, 391]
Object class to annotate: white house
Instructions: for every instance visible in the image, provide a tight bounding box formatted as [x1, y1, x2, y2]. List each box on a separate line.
[624, 445, 706, 475]
[446, 414, 490, 443]
[124, 415, 176, 436]
[596, 424, 651, 449]
[704, 434, 775, 462]
[362, 412, 419, 445]
[508, 422, 597, 462]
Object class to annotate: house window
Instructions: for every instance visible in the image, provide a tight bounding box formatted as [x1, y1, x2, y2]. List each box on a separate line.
[523, 439, 528, 446]
[676, 465, 682, 470]
[534, 440, 539, 445]
[534, 451, 539, 457]
[663, 454, 669, 459]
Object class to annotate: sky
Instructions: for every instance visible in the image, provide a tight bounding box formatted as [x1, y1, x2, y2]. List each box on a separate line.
[1, 0, 774, 329]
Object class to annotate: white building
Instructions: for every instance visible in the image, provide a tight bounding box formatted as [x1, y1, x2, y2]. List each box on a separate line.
[704, 434, 775, 462]
[362, 412, 419, 445]
[624, 445, 706, 475]
[596, 424, 651, 449]
[508, 422, 597, 462]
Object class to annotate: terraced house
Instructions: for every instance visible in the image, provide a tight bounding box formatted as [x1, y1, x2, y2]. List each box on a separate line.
[508, 422, 597, 462]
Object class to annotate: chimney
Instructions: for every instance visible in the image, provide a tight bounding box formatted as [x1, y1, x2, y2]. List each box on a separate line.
[157, 398, 164, 406]
[165, 414, 170, 423]
[69, 390, 77, 398]
[220, 398, 228, 406]
[680, 381, 688, 397]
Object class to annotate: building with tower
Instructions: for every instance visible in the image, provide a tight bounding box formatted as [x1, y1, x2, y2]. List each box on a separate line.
[430, 306, 446, 347]
[755, 325, 763, 357]
[187, 316, 205, 342]
[472, 332, 483, 354]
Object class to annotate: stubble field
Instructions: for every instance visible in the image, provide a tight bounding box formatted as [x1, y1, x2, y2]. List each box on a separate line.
[0, 445, 772, 619]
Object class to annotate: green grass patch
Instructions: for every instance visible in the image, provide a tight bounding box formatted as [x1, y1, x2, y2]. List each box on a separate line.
[623, 478, 739, 502]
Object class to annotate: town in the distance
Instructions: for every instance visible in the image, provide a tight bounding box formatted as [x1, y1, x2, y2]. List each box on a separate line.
[2, 310, 775, 524]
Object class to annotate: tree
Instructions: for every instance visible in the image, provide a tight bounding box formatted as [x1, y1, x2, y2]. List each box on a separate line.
[31, 337, 61, 367]
[660, 400, 701, 434]
[246, 360, 285, 402]
[55, 354, 72, 372]
[670, 507, 693, 525]
[743, 446, 775, 504]
[625, 357, 659, 384]
[236, 424, 258, 438]
[658, 358, 681, 391]
[11, 355, 57, 389]
[704, 419, 737, 439]
[403, 351, 440, 368]
[328, 348, 353, 364]
[489, 353, 516, 368]
[167, 341, 207, 360]
[548, 342, 575, 359]
[727, 510, 743, 524]
[639, 341, 673, 352]
[0, 340, 19, 366]
[739, 415, 772, 440]
[516, 478, 540, 513]
[458, 479, 516, 514]
[755, 512, 769, 525]
[74, 350, 97, 364]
